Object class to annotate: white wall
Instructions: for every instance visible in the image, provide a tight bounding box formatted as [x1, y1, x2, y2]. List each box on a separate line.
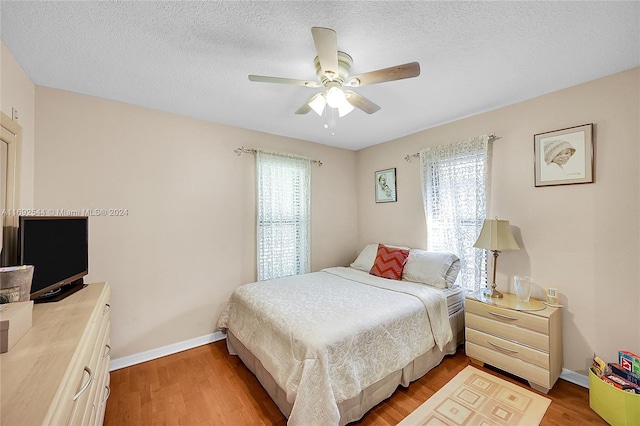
[356, 67, 640, 374]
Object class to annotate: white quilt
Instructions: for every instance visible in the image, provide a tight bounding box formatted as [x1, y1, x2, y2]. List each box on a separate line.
[216, 267, 453, 426]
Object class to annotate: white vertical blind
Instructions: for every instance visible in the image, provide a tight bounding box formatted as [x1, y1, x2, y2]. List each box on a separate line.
[256, 151, 311, 281]
[419, 135, 489, 292]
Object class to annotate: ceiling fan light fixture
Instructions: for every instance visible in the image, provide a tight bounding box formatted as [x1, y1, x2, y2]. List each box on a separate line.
[325, 87, 354, 117]
[337, 101, 354, 118]
[325, 86, 346, 108]
[308, 93, 327, 116]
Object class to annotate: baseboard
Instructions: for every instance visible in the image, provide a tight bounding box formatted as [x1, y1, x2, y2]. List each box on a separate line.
[109, 331, 226, 371]
[110, 335, 593, 389]
[560, 368, 590, 388]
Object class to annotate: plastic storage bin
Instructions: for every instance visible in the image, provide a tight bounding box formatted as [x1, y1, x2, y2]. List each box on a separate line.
[589, 369, 640, 426]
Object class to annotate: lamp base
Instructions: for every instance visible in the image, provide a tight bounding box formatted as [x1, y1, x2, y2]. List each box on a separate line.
[484, 284, 503, 299]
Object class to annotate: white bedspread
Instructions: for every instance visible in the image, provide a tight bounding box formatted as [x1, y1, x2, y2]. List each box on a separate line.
[217, 267, 452, 426]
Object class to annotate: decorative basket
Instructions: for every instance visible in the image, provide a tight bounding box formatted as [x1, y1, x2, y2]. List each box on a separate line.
[0, 266, 35, 303]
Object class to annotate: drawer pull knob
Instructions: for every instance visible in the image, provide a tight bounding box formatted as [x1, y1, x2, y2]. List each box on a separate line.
[103, 344, 111, 359]
[103, 385, 111, 403]
[489, 341, 519, 354]
[488, 311, 518, 321]
[103, 303, 111, 315]
[73, 366, 93, 401]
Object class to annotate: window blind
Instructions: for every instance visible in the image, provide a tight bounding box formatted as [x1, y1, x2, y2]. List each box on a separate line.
[256, 151, 311, 281]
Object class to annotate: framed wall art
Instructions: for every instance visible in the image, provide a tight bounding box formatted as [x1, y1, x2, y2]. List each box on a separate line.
[375, 168, 396, 203]
[534, 123, 594, 187]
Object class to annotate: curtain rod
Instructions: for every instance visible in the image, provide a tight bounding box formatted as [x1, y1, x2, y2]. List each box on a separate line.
[234, 147, 323, 166]
[403, 134, 501, 162]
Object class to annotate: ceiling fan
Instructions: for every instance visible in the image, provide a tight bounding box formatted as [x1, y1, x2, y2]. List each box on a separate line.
[248, 27, 420, 118]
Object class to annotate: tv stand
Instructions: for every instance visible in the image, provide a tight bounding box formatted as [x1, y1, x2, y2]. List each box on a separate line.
[33, 279, 86, 304]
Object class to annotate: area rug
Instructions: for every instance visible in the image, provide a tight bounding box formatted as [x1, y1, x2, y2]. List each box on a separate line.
[398, 366, 551, 426]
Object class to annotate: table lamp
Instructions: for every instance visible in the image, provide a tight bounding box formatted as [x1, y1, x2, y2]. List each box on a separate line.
[473, 218, 519, 298]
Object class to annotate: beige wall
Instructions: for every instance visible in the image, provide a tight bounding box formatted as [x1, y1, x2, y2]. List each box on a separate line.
[7, 35, 639, 374]
[356, 67, 640, 374]
[34, 87, 358, 359]
[1, 41, 35, 209]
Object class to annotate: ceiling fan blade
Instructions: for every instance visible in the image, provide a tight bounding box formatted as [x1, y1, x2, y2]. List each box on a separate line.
[345, 90, 381, 114]
[311, 27, 339, 80]
[248, 75, 322, 88]
[345, 62, 420, 87]
[295, 93, 324, 114]
[295, 103, 312, 115]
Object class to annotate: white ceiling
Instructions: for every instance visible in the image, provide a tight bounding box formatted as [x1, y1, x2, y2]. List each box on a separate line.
[1, 1, 639, 151]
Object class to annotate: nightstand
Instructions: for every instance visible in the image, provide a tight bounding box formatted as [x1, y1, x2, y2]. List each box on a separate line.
[464, 291, 562, 394]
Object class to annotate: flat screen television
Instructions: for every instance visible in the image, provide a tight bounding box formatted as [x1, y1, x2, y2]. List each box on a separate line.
[19, 216, 89, 302]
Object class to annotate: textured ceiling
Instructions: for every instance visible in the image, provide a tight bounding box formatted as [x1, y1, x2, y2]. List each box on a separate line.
[1, 1, 639, 150]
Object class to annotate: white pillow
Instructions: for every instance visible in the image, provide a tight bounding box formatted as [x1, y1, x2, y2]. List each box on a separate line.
[402, 249, 460, 289]
[444, 259, 461, 287]
[350, 243, 410, 272]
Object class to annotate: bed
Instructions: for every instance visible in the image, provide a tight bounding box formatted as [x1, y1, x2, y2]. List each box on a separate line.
[217, 244, 465, 426]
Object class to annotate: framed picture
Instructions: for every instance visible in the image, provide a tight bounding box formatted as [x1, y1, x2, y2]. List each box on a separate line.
[534, 123, 594, 187]
[375, 168, 396, 203]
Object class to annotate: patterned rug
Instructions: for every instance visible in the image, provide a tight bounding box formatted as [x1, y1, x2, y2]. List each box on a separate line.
[398, 366, 551, 426]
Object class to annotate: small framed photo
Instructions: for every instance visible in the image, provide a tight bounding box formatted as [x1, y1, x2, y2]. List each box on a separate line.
[375, 168, 396, 203]
[534, 123, 594, 187]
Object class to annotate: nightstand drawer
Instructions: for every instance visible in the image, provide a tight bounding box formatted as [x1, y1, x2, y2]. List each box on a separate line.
[466, 313, 549, 351]
[466, 342, 551, 389]
[466, 299, 549, 334]
[466, 328, 549, 370]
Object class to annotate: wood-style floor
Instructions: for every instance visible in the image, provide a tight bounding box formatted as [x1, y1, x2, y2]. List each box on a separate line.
[104, 340, 606, 425]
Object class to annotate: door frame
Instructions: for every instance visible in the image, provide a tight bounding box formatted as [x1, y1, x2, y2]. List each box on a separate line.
[1, 112, 22, 266]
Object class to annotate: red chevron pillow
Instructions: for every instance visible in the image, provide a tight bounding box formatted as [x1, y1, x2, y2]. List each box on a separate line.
[369, 244, 410, 280]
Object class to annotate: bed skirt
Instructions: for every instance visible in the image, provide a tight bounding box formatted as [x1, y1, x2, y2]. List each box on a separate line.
[226, 307, 465, 425]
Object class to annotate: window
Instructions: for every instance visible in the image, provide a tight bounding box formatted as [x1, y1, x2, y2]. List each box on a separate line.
[256, 151, 311, 281]
[419, 135, 489, 292]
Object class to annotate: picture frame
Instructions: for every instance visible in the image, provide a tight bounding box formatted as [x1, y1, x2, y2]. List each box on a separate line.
[534, 123, 594, 187]
[375, 168, 397, 203]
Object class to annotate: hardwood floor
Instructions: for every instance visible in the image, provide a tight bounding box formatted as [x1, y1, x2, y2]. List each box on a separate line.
[104, 340, 606, 425]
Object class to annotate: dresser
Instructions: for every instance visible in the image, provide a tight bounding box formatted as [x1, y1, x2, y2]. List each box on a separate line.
[0, 282, 111, 425]
[465, 292, 562, 394]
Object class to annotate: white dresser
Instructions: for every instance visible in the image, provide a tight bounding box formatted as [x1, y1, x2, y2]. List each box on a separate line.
[0, 282, 111, 425]
[465, 292, 562, 394]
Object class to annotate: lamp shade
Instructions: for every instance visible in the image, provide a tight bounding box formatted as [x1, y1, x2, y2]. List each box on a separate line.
[473, 219, 520, 251]
[308, 93, 327, 116]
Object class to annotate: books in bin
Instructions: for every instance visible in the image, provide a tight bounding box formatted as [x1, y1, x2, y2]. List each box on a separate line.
[610, 363, 640, 387]
[601, 373, 640, 394]
[619, 350, 640, 375]
[591, 353, 640, 394]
